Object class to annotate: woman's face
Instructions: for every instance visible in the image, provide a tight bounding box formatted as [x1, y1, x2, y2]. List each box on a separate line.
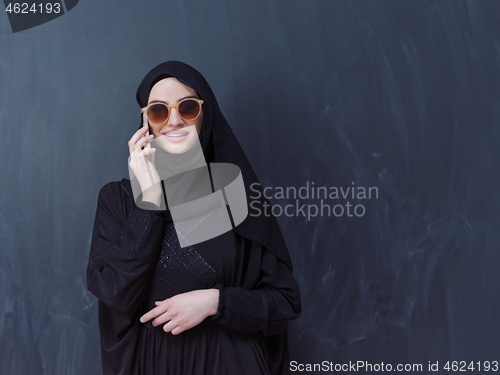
[147, 77, 203, 154]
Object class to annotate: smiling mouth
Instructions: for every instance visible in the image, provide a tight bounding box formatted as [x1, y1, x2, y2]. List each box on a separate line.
[165, 132, 189, 137]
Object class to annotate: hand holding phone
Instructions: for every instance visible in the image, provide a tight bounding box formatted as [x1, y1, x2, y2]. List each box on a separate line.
[128, 125, 161, 205]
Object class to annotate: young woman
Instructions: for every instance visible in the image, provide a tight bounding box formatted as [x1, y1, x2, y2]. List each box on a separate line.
[87, 61, 301, 375]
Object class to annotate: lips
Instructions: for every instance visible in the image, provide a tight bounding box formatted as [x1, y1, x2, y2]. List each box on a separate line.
[162, 129, 189, 135]
[162, 129, 189, 142]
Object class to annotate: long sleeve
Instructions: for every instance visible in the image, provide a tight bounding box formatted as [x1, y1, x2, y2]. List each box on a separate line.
[87, 181, 169, 375]
[87, 182, 165, 316]
[211, 238, 301, 337]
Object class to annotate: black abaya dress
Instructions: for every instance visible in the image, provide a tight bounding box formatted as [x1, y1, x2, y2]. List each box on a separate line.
[87, 178, 302, 375]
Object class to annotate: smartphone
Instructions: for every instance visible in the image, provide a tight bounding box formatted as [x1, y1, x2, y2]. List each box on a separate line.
[142, 113, 151, 150]
[142, 129, 151, 150]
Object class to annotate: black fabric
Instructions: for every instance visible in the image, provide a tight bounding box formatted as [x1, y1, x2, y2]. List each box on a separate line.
[87, 61, 301, 375]
[88, 180, 301, 374]
[135, 61, 293, 271]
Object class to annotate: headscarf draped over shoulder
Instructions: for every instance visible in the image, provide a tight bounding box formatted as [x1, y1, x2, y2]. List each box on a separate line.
[135, 61, 293, 272]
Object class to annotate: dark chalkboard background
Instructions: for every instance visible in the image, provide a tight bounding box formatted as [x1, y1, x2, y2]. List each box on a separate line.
[1, 1, 499, 373]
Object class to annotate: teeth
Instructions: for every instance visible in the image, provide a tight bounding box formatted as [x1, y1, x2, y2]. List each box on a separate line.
[166, 133, 188, 137]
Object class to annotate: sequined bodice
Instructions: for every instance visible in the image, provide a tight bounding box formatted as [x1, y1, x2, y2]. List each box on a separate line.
[147, 220, 240, 301]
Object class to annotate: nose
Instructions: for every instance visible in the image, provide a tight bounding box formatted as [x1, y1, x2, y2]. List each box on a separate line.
[162, 107, 185, 131]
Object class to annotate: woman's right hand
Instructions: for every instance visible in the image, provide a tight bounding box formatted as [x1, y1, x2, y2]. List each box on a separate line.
[128, 125, 162, 206]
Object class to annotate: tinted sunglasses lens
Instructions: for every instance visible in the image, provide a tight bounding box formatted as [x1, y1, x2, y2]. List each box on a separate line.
[179, 99, 200, 120]
[147, 104, 169, 124]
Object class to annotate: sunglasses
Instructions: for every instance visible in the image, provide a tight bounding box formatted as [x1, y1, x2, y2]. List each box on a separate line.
[141, 98, 204, 126]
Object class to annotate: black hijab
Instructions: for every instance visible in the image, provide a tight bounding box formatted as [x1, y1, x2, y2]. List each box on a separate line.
[135, 61, 293, 272]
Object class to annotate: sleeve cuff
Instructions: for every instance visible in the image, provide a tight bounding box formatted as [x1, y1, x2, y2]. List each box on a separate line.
[210, 283, 226, 322]
[136, 200, 164, 215]
[209, 284, 266, 333]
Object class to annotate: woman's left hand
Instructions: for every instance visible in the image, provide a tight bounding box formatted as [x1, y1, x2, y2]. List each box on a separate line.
[140, 289, 220, 335]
